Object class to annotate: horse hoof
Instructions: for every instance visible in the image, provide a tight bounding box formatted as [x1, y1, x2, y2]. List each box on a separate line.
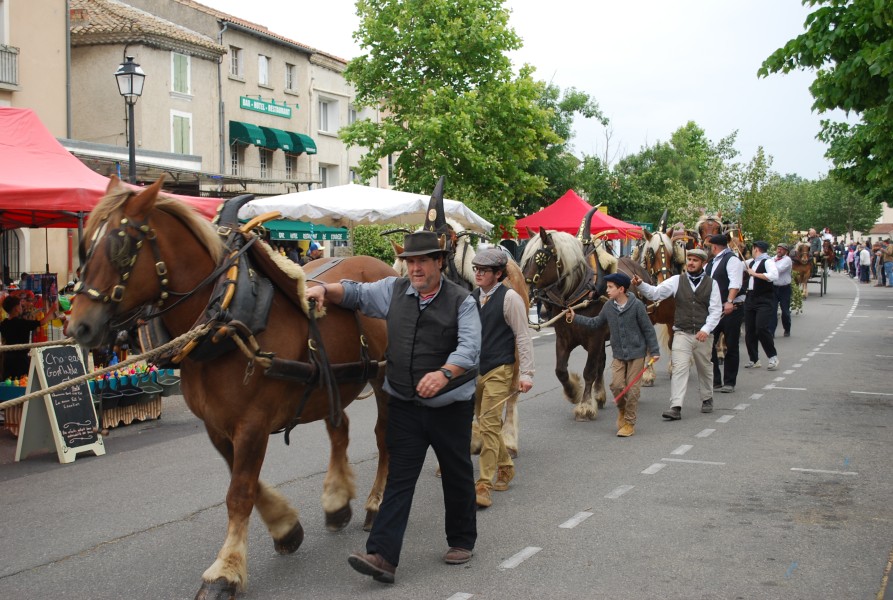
[325, 504, 352, 532]
[363, 509, 378, 532]
[274, 521, 305, 555]
[194, 578, 236, 600]
[642, 380, 654, 387]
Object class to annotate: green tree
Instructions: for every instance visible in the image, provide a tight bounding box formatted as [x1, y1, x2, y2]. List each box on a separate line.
[759, 0, 893, 201]
[350, 224, 406, 262]
[341, 0, 559, 236]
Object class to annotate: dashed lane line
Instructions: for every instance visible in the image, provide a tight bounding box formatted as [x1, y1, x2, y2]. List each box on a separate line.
[446, 594, 473, 600]
[850, 390, 893, 397]
[558, 512, 593, 529]
[641, 463, 666, 475]
[733, 404, 750, 410]
[661, 458, 725, 465]
[671, 444, 693, 455]
[790, 467, 858, 476]
[604, 485, 635, 499]
[499, 547, 542, 569]
[716, 415, 735, 423]
[695, 429, 716, 438]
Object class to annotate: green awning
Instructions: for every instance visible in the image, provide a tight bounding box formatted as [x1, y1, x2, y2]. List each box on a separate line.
[229, 121, 266, 147]
[261, 220, 348, 241]
[260, 126, 295, 152]
[286, 131, 318, 155]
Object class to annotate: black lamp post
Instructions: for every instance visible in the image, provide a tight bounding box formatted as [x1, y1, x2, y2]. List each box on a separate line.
[114, 56, 146, 184]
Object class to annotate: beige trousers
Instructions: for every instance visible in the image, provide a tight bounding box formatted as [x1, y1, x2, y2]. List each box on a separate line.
[670, 331, 714, 408]
[610, 357, 645, 425]
[474, 363, 514, 489]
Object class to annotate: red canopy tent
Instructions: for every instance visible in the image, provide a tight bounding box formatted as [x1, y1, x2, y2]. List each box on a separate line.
[511, 189, 643, 240]
[0, 107, 219, 228]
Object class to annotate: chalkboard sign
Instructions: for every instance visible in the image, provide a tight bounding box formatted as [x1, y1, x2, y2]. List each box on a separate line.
[15, 345, 105, 464]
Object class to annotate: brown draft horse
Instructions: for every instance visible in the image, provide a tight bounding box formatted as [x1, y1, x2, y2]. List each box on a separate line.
[521, 228, 613, 421]
[67, 178, 394, 600]
[791, 241, 814, 297]
[696, 209, 724, 253]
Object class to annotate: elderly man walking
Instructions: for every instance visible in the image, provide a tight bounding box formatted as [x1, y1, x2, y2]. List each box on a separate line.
[632, 248, 722, 420]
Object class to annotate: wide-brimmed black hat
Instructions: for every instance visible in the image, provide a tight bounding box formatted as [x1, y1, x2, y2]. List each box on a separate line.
[708, 234, 728, 246]
[396, 231, 448, 258]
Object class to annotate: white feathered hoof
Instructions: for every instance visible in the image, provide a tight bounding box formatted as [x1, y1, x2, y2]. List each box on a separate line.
[573, 402, 597, 421]
[642, 365, 656, 387]
[564, 372, 583, 404]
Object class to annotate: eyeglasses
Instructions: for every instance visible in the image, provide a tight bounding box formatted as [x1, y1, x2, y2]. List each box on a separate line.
[472, 266, 493, 273]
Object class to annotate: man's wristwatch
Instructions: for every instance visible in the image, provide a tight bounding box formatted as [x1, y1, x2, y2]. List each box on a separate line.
[438, 367, 453, 381]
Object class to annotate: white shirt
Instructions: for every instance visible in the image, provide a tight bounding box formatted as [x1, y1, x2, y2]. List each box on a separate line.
[637, 273, 723, 334]
[773, 254, 793, 286]
[859, 248, 871, 264]
[746, 254, 779, 290]
[709, 248, 745, 303]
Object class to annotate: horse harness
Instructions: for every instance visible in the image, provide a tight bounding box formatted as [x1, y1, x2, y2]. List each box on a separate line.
[76, 195, 380, 436]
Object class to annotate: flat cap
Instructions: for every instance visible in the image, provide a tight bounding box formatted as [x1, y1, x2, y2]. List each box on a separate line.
[603, 272, 632, 290]
[753, 240, 769, 252]
[687, 248, 709, 261]
[472, 248, 508, 269]
[708, 234, 728, 246]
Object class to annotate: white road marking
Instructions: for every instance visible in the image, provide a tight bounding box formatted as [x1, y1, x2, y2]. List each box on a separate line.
[774, 377, 786, 382]
[836, 330, 862, 333]
[559, 512, 593, 529]
[792, 363, 802, 368]
[604, 485, 635, 499]
[695, 429, 716, 438]
[661, 458, 726, 465]
[772, 386, 808, 391]
[818, 343, 825, 347]
[641, 463, 666, 475]
[499, 546, 542, 569]
[733, 404, 750, 410]
[764, 384, 776, 390]
[790, 468, 858, 476]
[801, 357, 810, 361]
[783, 370, 795, 375]
[671, 444, 693, 455]
[716, 415, 735, 423]
[876, 354, 893, 358]
[815, 352, 843, 355]
[447, 594, 474, 600]
[750, 393, 763, 400]
[851, 315, 869, 318]
[851, 390, 893, 397]
[809, 350, 819, 354]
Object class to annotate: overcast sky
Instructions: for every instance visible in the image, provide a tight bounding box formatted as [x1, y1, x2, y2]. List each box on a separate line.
[203, 0, 831, 180]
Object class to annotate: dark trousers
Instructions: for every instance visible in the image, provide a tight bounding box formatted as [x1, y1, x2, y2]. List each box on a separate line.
[366, 398, 476, 566]
[771, 285, 791, 334]
[745, 295, 777, 361]
[712, 305, 743, 387]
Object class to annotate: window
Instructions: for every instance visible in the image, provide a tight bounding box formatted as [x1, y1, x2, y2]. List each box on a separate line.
[259, 148, 271, 179]
[171, 111, 192, 154]
[285, 154, 296, 180]
[258, 54, 271, 86]
[229, 46, 242, 78]
[388, 154, 395, 187]
[319, 165, 328, 188]
[285, 63, 296, 90]
[318, 98, 338, 132]
[349, 168, 361, 184]
[171, 52, 190, 94]
[230, 144, 242, 176]
[348, 105, 358, 125]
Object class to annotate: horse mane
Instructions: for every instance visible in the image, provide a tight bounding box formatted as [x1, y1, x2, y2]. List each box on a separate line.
[86, 184, 226, 265]
[521, 231, 588, 298]
[647, 231, 685, 266]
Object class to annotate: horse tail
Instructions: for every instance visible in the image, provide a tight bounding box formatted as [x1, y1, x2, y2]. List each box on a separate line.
[504, 260, 530, 311]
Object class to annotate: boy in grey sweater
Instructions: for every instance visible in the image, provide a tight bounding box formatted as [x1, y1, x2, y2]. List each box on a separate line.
[568, 272, 660, 437]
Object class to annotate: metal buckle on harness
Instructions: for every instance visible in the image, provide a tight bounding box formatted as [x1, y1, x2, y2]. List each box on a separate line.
[110, 285, 126, 303]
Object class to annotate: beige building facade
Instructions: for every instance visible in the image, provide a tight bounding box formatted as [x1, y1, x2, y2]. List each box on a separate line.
[0, 0, 74, 283]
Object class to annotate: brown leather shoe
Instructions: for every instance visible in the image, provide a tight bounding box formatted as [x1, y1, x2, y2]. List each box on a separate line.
[493, 466, 515, 491]
[443, 547, 474, 564]
[348, 552, 396, 584]
[475, 483, 492, 508]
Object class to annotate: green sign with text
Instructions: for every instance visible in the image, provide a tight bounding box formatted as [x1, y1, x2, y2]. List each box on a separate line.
[240, 96, 293, 118]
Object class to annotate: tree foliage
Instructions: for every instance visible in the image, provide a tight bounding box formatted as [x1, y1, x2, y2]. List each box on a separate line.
[341, 0, 559, 236]
[350, 224, 405, 262]
[759, 0, 893, 201]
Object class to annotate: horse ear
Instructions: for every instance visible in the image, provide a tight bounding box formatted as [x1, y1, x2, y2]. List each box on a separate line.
[538, 227, 549, 246]
[105, 174, 122, 195]
[525, 226, 536, 240]
[125, 176, 165, 219]
[643, 229, 652, 242]
[390, 240, 404, 256]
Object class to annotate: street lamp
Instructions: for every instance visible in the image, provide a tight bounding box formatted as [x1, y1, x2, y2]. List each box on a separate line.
[114, 56, 146, 183]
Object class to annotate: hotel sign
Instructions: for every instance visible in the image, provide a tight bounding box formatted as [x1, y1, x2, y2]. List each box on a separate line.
[240, 96, 293, 118]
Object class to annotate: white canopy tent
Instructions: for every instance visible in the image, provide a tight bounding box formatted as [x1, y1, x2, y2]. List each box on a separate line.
[238, 183, 493, 234]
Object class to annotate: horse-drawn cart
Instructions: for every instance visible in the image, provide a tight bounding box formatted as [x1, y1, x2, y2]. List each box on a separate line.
[808, 259, 828, 297]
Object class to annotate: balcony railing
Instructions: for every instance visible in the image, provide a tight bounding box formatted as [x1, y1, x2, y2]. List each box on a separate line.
[0, 44, 19, 86]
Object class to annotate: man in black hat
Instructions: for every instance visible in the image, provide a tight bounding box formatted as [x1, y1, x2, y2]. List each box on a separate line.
[743, 241, 780, 370]
[771, 243, 793, 337]
[705, 233, 745, 393]
[305, 230, 481, 584]
[470, 248, 534, 507]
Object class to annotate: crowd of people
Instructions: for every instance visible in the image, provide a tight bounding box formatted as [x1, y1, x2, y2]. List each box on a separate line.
[269, 241, 326, 266]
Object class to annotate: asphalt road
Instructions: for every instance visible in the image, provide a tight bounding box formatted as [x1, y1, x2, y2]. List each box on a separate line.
[0, 272, 890, 600]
